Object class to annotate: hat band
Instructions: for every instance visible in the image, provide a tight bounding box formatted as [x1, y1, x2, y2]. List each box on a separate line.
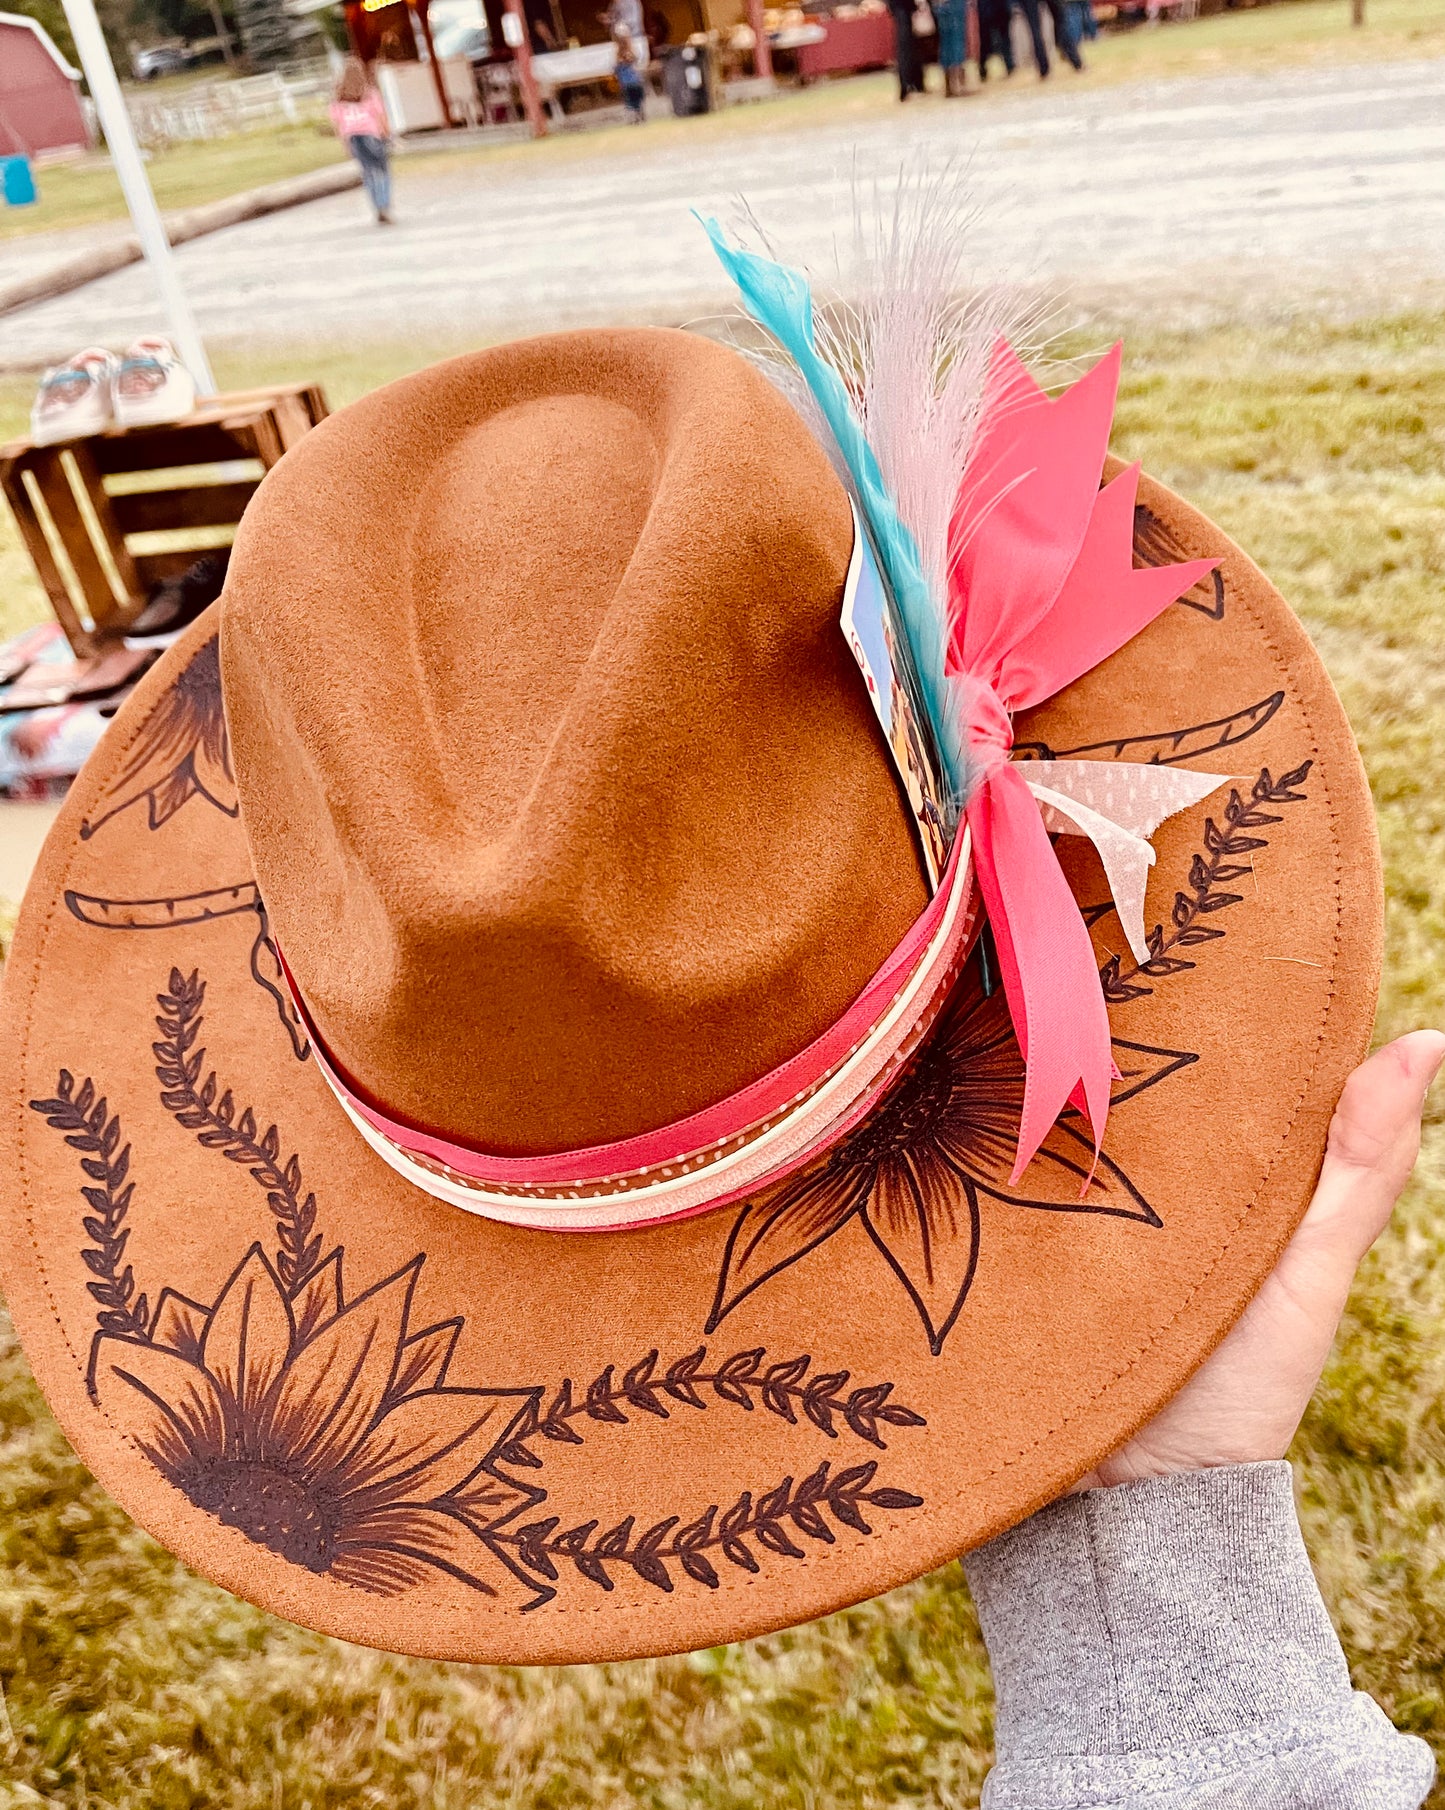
[276, 832, 978, 1230]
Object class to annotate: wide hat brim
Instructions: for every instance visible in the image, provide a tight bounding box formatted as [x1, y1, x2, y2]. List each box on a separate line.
[0, 468, 1379, 1664]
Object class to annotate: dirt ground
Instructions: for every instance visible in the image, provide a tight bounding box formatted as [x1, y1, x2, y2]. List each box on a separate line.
[4, 54, 1443, 369]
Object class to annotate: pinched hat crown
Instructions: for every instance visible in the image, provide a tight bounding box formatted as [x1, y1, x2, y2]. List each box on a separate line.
[222, 329, 928, 1158]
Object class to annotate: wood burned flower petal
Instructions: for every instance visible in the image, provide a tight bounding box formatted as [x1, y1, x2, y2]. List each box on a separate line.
[290, 1249, 343, 1347]
[149, 1289, 210, 1361]
[976, 1118, 1161, 1224]
[83, 723, 197, 836]
[448, 1467, 541, 1528]
[388, 1320, 463, 1402]
[190, 715, 237, 816]
[324, 1544, 434, 1596]
[861, 1155, 981, 1356]
[328, 1504, 500, 1596]
[930, 970, 1025, 1080]
[81, 639, 237, 837]
[933, 1007, 1028, 1138]
[927, 1115, 1021, 1193]
[1108, 1039, 1198, 1109]
[329, 1389, 510, 1505]
[268, 1259, 419, 1476]
[90, 1337, 228, 1473]
[707, 1160, 873, 1331]
[199, 1246, 296, 1426]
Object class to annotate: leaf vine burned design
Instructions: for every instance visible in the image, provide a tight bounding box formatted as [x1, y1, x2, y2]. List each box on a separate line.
[28, 971, 926, 1610]
[153, 969, 318, 1284]
[491, 1347, 924, 1595]
[1098, 763, 1311, 1004]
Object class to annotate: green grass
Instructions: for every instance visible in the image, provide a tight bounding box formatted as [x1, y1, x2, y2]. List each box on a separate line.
[5, 0, 1442, 246]
[0, 310, 1442, 1803]
[1090, 0, 1445, 76]
[0, 123, 346, 244]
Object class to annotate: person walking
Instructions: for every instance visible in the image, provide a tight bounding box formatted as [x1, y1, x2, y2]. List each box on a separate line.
[1046, 0, 1085, 65]
[612, 27, 648, 122]
[976, 0, 1014, 78]
[328, 58, 394, 226]
[934, 0, 969, 95]
[1013, 0, 1048, 75]
[605, 0, 644, 34]
[886, 0, 927, 100]
[1014, 0, 1081, 76]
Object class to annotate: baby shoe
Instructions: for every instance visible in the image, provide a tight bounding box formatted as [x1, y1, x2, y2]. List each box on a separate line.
[30, 347, 118, 445]
[113, 336, 197, 428]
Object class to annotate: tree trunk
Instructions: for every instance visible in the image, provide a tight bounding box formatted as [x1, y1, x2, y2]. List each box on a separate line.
[1351, 0, 1364, 23]
[235, 0, 293, 67]
[207, 0, 237, 64]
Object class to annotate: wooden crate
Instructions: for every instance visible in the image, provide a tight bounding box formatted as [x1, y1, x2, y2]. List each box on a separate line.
[0, 383, 328, 657]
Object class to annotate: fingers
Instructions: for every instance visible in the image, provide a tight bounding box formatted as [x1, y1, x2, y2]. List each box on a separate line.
[1071, 1032, 1444, 1492]
[1299, 1031, 1445, 1264]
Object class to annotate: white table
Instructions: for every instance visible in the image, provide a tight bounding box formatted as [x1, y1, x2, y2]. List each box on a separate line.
[530, 37, 649, 118]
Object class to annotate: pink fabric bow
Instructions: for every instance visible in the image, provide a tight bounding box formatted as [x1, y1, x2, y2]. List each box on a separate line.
[947, 342, 1219, 1182]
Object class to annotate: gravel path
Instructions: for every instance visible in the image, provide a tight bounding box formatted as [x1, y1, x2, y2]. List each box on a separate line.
[1, 221, 136, 297]
[5, 55, 1443, 363]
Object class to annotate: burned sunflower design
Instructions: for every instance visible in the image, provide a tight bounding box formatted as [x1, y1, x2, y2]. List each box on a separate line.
[708, 759, 1314, 1355]
[28, 974, 930, 1610]
[30, 1064, 541, 1600]
[709, 966, 1179, 1356]
[81, 636, 236, 839]
[84, 1244, 536, 1594]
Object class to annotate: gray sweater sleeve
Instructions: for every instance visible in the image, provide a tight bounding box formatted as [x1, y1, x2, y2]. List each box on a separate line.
[961, 1462, 1434, 1810]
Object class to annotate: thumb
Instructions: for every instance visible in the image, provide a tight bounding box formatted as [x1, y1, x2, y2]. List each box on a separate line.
[1070, 1031, 1444, 1490]
[1275, 1029, 1445, 1299]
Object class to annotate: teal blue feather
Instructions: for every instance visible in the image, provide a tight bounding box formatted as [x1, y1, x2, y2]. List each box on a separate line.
[699, 216, 964, 796]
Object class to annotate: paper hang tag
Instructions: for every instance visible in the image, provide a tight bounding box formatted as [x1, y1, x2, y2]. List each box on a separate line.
[840, 505, 955, 892]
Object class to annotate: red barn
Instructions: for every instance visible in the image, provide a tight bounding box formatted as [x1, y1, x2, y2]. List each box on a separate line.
[0, 13, 90, 157]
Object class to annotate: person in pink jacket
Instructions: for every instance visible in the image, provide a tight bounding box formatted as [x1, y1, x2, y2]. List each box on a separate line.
[328, 59, 394, 225]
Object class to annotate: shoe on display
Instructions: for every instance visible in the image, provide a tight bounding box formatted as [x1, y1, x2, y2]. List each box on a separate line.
[113, 336, 196, 429]
[0, 645, 154, 714]
[29, 348, 118, 446]
[125, 548, 231, 649]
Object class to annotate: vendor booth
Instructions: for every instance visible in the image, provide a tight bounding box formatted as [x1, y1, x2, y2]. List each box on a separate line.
[337, 0, 846, 136]
[793, 3, 893, 80]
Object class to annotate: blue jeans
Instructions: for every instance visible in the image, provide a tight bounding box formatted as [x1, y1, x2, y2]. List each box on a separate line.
[348, 134, 391, 215]
[1069, 0, 1097, 38]
[1017, 0, 1081, 72]
[617, 64, 646, 116]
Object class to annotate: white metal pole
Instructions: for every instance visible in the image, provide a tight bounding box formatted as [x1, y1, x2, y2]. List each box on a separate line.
[60, 0, 217, 394]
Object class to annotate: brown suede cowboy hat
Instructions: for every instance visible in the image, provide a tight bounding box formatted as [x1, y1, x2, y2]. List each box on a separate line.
[0, 310, 1379, 1664]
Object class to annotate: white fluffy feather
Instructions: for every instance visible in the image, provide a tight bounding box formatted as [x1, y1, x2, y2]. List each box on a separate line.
[727, 167, 1054, 605]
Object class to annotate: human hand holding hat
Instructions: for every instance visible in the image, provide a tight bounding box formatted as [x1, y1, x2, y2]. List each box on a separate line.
[1072, 1030, 1445, 1492]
